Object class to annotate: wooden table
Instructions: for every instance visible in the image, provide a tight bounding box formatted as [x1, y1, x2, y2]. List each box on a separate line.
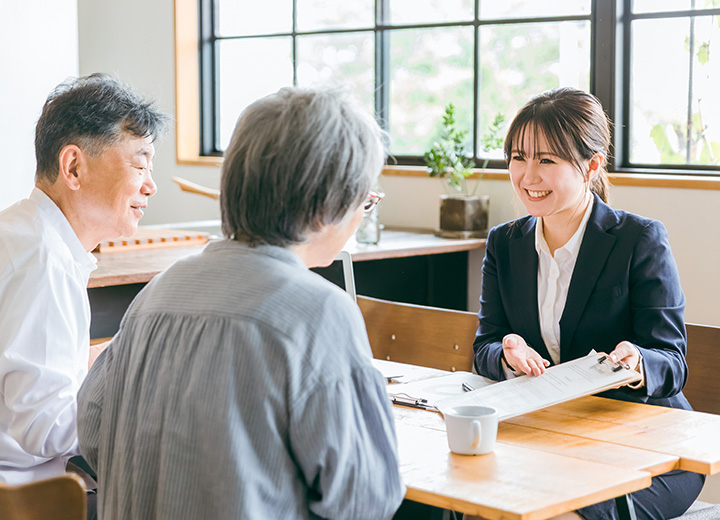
[385, 361, 720, 520]
[89, 229, 485, 288]
[87, 229, 487, 338]
[507, 397, 720, 475]
[396, 419, 650, 520]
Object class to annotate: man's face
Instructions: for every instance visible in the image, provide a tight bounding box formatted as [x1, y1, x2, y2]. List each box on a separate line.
[80, 134, 157, 242]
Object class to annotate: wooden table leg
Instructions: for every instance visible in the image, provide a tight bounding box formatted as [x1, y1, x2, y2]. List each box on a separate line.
[615, 494, 637, 520]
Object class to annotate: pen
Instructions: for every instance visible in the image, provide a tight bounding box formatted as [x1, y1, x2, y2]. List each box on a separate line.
[390, 394, 437, 411]
[597, 354, 630, 371]
[461, 382, 475, 392]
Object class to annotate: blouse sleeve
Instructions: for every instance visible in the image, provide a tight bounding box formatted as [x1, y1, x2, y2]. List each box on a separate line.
[77, 345, 110, 471]
[288, 365, 405, 520]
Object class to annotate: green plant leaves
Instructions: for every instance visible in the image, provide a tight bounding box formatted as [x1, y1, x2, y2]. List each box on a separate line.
[425, 103, 504, 195]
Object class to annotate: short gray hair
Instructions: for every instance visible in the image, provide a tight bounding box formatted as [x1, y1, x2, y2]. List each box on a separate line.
[221, 87, 387, 246]
[35, 73, 168, 183]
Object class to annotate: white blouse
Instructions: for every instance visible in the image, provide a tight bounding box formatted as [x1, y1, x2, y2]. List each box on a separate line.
[535, 197, 595, 365]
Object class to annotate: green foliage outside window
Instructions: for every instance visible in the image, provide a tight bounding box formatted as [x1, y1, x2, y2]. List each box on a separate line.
[649, 9, 720, 166]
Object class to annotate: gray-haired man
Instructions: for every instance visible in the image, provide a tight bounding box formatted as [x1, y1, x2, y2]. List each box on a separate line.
[0, 74, 167, 489]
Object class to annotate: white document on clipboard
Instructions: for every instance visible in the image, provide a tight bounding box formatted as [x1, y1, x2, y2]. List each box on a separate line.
[387, 371, 496, 410]
[435, 352, 642, 420]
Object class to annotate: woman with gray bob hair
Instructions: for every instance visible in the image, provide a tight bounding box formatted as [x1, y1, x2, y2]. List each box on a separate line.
[77, 85, 405, 519]
[221, 86, 387, 248]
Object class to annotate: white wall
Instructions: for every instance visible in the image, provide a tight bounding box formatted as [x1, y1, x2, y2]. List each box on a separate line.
[77, 0, 720, 327]
[0, 0, 79, 210]
[77, 0, 221, 226]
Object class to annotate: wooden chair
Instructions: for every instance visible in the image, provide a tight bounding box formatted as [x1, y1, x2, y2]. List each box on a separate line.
[685, 323, 720, 415]
[0, 474, 86, 520]
[673, 327, 720, 520]
[357, 295, 478, 373]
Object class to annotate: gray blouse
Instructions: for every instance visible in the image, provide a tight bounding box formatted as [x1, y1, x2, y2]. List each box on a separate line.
[78, 240, 405, 519]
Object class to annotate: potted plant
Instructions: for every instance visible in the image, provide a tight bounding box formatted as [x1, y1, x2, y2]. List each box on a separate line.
[424, 104, 504, 238]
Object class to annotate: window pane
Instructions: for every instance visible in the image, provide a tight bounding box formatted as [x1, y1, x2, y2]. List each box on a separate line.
[217, 38, 293, 149]
[296, 33, 375, 110]
[479, 0, 590, 20]
[630, 16, 720, 166]
[296, 0, 373, 31]
[217, 0, 292, 36]
[631, 1, 693, 14]
[389, 0, 473, 25]
[389, 27, 474, 156]
[478, 21, 590, 156]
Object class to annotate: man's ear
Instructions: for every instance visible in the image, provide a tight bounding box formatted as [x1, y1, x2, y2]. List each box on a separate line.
[586, 152, 604, 182]
[57, 144, 84, 191]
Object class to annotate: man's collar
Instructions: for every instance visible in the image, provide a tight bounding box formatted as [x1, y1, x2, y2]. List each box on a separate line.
[30, 187, 97, 270]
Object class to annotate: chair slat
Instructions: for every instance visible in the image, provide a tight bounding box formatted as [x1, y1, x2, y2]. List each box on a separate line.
[358, 296, 478, 373]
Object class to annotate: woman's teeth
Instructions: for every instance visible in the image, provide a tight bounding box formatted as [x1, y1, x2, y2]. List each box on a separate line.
[527, 190, 551, 198]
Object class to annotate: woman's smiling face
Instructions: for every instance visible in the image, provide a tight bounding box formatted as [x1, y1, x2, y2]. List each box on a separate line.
[508, 127, 593, 223]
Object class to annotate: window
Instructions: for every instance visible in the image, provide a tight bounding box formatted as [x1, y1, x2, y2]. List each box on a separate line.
[625, 1, 720, 170]
[196, 0, 720, 174]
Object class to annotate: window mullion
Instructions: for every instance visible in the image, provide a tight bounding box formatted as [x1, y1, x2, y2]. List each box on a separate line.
[375, 0, 390, 131]
[200, 0, 218, 155]
[686, 9, 696, 165]
[292, 0, 298, 86]
[620, 0, 632, 169]
[591, 0, 621, 170]
[473, 0, 480, 162]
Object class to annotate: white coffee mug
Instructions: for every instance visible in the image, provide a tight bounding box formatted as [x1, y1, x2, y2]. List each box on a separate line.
[443, 405, 498, 455]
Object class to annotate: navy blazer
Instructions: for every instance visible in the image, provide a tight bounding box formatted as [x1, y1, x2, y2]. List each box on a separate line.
[473, 194, 691, 410]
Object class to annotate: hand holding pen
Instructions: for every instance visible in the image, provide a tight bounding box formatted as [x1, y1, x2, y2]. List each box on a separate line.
[606, 340, 641, 372]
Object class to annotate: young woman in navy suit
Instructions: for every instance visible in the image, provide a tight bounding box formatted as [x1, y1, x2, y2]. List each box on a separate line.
[473, 87, 704, 520]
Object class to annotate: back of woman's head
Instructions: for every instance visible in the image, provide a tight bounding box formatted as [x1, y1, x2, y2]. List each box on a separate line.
[504, 87, 611, 202]
[221, 87, 387, 246]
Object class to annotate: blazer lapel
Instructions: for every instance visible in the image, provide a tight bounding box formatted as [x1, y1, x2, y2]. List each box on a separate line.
[509, 217, 547, 358]
[559, 197, 618, 359]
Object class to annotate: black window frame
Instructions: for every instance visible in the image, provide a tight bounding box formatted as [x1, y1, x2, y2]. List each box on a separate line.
[198, 0, 720, 176]
[618, 1, 720, 175]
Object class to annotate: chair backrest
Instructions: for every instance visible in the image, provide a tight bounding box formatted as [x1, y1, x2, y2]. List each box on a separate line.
[685, 323, 720, 415]
[358, 295, 478, 372]
[0, 474, 86, 520]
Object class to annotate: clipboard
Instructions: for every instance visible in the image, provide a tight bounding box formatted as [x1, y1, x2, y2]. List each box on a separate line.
[387, 371, 495, 411]
[435, 352, 641, 420]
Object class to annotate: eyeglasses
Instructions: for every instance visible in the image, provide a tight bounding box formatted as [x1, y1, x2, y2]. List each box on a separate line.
[363, 190, 385, 214]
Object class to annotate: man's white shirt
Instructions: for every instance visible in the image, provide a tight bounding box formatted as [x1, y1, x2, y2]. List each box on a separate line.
[0, 188, 96, 484]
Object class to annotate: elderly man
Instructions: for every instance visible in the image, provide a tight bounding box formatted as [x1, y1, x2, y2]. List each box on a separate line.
[78, 87, 405, 519]
[0, 74, 167, 486]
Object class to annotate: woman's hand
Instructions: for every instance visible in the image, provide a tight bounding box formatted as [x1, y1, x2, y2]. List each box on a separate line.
[608, 341, 641, 371]
[502, 334, 551, 376]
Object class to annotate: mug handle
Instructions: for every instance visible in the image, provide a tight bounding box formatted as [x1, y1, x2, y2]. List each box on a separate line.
[471, 420, 482, 449]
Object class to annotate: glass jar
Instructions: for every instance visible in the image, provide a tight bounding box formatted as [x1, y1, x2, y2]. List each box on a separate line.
[356, 208, 381, 245]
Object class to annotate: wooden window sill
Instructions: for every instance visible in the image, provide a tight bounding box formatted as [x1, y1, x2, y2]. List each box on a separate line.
[381, 165, 720, 190]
